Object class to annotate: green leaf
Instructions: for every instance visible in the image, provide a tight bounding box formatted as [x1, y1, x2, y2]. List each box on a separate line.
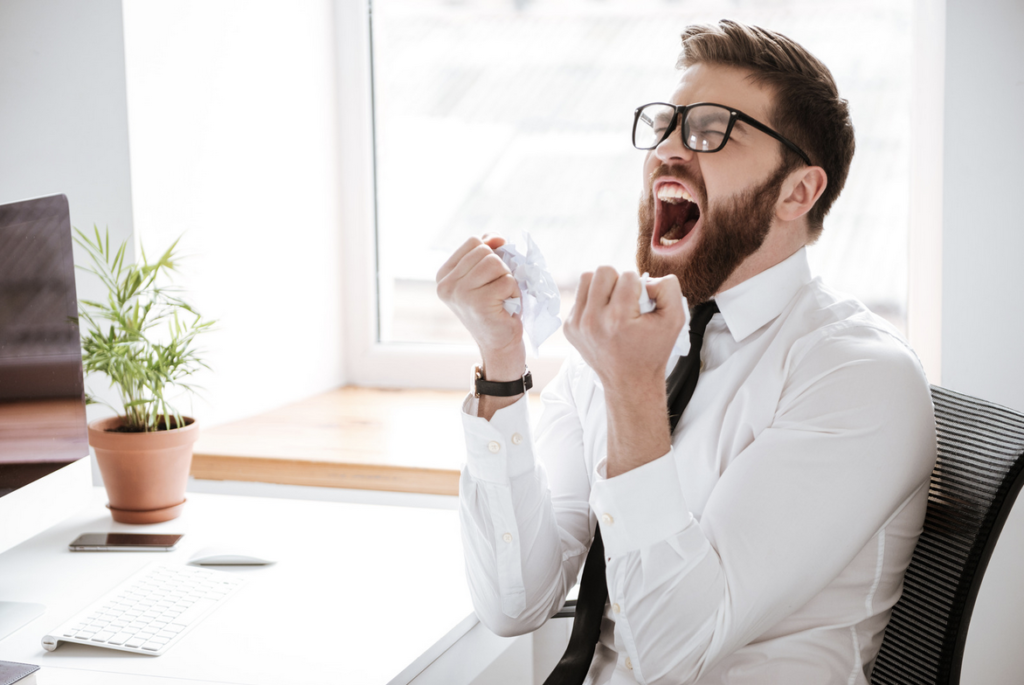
[75, 227, 213, 427]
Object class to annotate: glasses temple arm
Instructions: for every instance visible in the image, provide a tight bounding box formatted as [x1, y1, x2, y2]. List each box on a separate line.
[736, 113, 812, 166]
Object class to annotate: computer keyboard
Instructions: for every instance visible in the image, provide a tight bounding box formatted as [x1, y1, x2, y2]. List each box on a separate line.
[42, 562, 246, 655]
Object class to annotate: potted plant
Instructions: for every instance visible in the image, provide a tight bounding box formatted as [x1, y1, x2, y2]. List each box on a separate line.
[76, 227, 214, 524]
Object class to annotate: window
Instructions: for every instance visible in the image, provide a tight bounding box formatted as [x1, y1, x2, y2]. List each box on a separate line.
[368, 0, 912, 359]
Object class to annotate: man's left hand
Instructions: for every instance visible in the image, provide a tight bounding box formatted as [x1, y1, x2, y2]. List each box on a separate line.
[564, 267, 686, 394]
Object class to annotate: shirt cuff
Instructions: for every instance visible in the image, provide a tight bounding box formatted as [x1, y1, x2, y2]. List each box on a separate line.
[461, 392, 535, 484]
[589, 449, 694, 558]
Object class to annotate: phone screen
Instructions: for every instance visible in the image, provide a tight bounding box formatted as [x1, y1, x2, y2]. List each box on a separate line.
[70, 532, 184, 549]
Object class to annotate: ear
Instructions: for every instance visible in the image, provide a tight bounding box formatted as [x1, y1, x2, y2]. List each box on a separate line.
[776, 166, 828, 223]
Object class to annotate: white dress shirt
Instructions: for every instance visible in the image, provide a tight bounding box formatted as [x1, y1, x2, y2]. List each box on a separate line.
[458, 247, 937, 685]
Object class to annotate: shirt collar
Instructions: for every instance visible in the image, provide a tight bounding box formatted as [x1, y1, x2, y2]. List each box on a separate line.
[713, 247, 813, 343]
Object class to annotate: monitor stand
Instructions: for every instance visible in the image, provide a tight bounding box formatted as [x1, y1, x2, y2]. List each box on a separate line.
[0, 601, 45, 642]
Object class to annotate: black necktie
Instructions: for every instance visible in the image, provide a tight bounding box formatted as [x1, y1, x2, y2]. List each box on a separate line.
[544, 300, 720, 685]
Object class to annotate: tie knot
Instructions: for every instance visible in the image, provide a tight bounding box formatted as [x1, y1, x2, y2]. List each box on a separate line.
[690, 300, 719, 337]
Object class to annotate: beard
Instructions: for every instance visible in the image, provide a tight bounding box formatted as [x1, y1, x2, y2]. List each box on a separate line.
[636, 163, 790, 306]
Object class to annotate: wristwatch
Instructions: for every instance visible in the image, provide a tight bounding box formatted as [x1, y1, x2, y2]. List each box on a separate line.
[473, 364, 533, 398]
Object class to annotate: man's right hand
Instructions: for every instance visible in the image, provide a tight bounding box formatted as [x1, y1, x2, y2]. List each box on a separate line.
[436, 235, 526, 382]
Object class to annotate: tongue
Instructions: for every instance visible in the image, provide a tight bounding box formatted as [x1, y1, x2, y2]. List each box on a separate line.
[661, 200, 699, 240]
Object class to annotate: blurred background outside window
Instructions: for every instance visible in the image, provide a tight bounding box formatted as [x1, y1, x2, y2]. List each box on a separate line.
[372, 0, 911, 349]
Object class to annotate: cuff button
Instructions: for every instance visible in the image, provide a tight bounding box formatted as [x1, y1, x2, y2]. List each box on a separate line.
[487, 441, 501, 453]
[601, 513, 614, 525]
[511, 432, 524, 445]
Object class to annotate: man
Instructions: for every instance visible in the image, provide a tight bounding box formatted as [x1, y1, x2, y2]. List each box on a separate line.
[436, 19, 935, 685]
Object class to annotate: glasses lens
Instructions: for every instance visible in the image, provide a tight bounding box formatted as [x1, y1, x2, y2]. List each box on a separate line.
[683, 105, 732, 152]
[634, 104, 676, 149]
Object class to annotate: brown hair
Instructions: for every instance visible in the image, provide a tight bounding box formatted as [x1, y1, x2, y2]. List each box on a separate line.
[677, 20, 855, 241]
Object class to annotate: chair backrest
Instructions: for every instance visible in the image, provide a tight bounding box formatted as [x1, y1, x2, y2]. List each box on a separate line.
[871, 386, 1024, 684]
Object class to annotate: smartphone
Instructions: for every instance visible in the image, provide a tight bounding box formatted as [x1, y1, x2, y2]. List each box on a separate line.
[69, 532, 184, 552]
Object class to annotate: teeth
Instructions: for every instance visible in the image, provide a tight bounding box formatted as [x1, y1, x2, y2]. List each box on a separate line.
[656, 184, 694, 204]
[659, 236, 679, 246]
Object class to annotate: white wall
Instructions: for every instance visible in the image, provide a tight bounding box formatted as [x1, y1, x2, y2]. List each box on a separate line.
[942, 1, 1024, 682]
[0, 0, 134, 262]
[121, 0, 346, 428]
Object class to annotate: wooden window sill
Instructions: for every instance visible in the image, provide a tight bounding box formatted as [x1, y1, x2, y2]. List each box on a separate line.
[191, 387, 543, 497]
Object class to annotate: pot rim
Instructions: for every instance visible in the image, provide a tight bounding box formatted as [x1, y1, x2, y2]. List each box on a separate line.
[88, 415, 197, 433]
[87, 415, 200, 450]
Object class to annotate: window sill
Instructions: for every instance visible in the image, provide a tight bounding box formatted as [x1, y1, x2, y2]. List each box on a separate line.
[190, 386, 543, 496]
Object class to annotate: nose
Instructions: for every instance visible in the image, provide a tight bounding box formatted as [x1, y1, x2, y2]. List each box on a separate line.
[654, 115, 695, 165]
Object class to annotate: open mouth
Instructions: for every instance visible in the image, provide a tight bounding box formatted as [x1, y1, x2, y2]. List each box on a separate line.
[654, 181, 701, 250]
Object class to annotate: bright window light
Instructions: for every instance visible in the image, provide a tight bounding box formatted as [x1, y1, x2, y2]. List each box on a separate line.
[371, 0, 911, 348]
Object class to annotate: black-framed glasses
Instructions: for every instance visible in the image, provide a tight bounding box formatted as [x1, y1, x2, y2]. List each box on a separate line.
[632, 102, 812, 166]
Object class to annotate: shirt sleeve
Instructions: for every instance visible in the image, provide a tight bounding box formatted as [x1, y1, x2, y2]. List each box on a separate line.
[588, 327, 937, 685]
[458, 356, 594, 637]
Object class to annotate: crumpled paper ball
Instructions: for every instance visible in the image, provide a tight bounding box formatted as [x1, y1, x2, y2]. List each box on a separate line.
[639, 272, 692, 358]
[495, 232, 562, 355]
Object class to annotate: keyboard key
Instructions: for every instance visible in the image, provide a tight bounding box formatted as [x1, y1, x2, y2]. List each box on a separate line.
[92, 631, 115, 642]
[126, 637, 146, 648]
[109, 633, 132, 645]
[174, 599, 216, 625]
[151, 636, 170, 644]
[141, 642, 162, 651]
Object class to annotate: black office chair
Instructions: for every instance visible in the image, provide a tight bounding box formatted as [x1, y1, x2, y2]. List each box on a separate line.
[871, 386, 1024, 684]
[554, 386, 1024, 683]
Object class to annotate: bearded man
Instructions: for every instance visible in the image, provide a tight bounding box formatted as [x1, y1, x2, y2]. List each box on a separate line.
[436, 19, 936, 685]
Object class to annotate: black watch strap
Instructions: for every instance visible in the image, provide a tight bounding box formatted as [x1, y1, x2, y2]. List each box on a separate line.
[474, 365, 532, 397]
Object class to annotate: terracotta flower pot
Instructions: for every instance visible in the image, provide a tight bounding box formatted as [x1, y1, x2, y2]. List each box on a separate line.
[88, 416, 199, 524]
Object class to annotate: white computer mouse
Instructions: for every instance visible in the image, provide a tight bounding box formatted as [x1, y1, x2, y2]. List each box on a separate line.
[187, 546, 277, 566]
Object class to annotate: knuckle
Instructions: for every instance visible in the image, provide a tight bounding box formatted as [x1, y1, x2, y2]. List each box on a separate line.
[436, 278, 452, 299]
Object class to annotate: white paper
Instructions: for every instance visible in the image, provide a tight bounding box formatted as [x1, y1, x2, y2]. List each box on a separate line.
[495, 232, 562, 355]
[639, 272, 692, 358]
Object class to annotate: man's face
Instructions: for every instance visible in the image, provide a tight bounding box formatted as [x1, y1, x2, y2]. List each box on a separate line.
[636, 63, 791, 305]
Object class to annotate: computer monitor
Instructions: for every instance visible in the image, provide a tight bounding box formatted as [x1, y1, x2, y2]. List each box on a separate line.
[0, 194, 93, 639]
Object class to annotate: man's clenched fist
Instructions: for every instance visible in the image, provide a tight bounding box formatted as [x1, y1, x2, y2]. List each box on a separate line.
[436, 235, 525, 381]
[564, 267, 685, 394]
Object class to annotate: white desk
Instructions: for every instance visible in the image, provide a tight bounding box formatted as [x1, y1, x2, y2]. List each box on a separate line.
[0, 487, 480, 684]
